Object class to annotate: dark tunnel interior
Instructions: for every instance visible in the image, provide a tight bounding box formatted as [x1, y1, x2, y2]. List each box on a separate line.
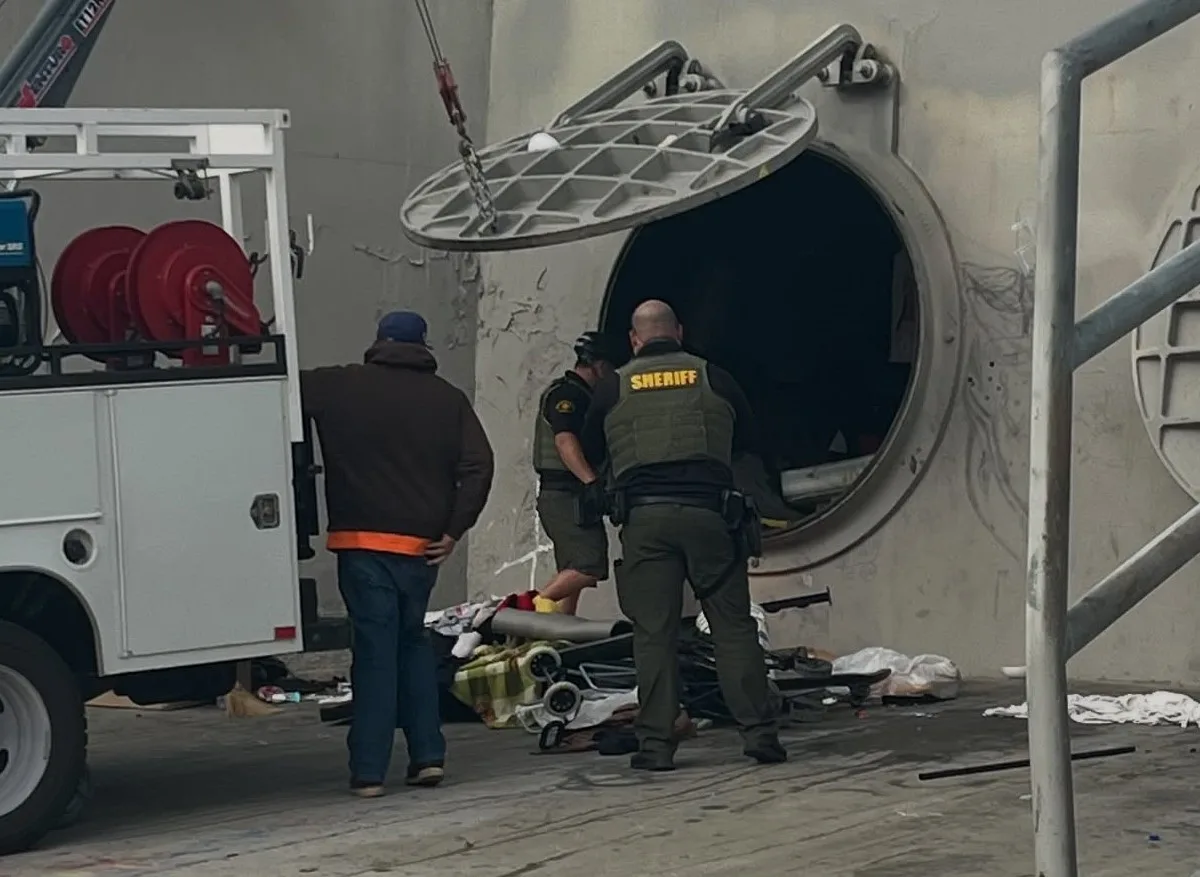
[602, 150, 919, 523]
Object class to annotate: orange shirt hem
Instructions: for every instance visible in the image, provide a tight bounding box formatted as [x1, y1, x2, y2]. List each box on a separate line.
[326, 531, 431, 556]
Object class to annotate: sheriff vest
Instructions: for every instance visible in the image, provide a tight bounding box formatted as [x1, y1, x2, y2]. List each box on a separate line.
[628, 369, 699, 391]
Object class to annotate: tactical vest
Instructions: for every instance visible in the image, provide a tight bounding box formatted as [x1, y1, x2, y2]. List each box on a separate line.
[532, 376, 582, 473]
[604, 349, 735, 481]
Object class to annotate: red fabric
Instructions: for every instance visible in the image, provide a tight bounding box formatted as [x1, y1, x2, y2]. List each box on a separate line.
[499, 591, 539, 612]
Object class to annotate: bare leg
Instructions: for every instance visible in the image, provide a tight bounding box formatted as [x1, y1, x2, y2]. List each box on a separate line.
[557, 589, 583, 615]
[538, 569, 597, 614]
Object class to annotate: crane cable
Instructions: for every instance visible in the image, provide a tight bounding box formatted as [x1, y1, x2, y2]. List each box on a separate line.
[413, 0, 497, 230]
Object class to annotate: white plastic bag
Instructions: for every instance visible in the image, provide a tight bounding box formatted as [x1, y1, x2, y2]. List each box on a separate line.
[832, 647, 961, 700]
[696, 601, 769, 651]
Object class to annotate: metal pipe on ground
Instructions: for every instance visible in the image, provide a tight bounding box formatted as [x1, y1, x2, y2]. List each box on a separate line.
[489, 609, 633, 644]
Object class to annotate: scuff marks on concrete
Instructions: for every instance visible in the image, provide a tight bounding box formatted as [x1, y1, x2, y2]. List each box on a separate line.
[355, 242, 483, 355]
[353, 242, 403, 263]
[478, 262, 574, 418]
[960, 261, 1032, 560]
[488, 297, 545, 340]
[492, 476, 554, 593]
[443, 251, 482, 352]
[471, 262, 573, 593]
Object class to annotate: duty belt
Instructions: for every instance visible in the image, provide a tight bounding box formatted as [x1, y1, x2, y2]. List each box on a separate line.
[622, 490, 762, 601]
[626, 494, 724, 514]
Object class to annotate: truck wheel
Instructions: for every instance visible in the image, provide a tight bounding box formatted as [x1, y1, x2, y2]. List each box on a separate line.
[54, 765, 92, 831]
[0, 621, 86, 855]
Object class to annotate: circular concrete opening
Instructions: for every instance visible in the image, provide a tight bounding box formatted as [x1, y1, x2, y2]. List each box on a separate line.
[601, 146, 959, 567]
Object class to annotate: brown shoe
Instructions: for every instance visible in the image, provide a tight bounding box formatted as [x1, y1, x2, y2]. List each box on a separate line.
[405, 765, 444, 787]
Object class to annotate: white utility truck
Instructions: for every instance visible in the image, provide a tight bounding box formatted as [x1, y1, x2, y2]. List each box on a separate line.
[0, 108, 339, 854]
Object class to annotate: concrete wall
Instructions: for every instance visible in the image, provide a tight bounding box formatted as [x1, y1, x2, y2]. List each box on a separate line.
[469, 0, 1200, 683]
[1, 0, 493, 613]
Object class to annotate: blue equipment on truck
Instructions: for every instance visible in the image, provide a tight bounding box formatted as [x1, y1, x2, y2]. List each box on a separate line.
[0, 190, 41, 370]
[0, 0, 117, 373]
[0, 197, 33, 269]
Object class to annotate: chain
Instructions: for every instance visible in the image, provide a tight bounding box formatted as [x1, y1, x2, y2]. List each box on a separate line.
[414, 0, 497, 231]
[458, 139, 497, 230]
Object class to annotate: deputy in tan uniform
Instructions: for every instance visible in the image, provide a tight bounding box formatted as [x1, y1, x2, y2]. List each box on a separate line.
[530, 332, 617, 614]
[580, 300, 784, 771]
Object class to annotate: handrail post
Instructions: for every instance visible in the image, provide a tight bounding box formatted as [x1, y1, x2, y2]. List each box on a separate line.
[1028, 3, 1200, 876]
[1027, 46, 1083, 877]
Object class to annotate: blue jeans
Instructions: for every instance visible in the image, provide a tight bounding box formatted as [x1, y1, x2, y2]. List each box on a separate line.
[337, 550, 445, 783]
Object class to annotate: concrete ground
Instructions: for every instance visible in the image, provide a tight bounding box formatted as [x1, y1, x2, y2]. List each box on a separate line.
[8, 681, 1200, 877]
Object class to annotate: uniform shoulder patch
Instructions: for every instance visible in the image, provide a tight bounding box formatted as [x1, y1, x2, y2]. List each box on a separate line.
[555, 398, 575, 414]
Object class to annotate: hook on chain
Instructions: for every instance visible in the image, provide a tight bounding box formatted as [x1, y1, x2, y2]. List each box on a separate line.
[415, 0, 497, 230]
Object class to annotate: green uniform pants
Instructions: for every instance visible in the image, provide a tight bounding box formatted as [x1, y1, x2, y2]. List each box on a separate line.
[615, 503, 778, 755]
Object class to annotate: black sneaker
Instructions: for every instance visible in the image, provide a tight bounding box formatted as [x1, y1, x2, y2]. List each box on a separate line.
[744, 737, 788, 765]
[630, 750, 676, 772]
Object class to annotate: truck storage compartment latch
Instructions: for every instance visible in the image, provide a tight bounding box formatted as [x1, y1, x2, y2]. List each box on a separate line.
[249, 493, 281, 530]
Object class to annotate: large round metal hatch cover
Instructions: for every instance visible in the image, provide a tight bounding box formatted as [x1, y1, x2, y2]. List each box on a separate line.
[400, 90, 818, 252]
[1133, 200, 1200, 497]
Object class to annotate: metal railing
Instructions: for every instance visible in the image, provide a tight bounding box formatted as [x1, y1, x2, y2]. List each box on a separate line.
[1026, 1, 1200, 875]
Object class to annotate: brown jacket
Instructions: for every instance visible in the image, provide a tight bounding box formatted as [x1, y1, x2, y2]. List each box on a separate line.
[301, 342, 495, 541]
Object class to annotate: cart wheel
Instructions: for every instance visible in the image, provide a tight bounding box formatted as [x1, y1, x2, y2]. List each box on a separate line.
[527, 646, 563, 683]
[539, 721, 566, 751]
[543, 681, 581, 719]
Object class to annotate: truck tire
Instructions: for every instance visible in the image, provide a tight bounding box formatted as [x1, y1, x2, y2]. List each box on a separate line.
[0, 621, 86, 855]
[54, 765, 92, 831]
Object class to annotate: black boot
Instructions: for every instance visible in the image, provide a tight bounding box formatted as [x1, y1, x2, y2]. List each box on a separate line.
[744, 736, 788, 765]
[630, 750, 676, 772]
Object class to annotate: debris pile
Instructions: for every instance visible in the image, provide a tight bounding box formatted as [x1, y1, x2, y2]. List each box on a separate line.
[87, 656, 347, 718]
[319, 587, 963, 755]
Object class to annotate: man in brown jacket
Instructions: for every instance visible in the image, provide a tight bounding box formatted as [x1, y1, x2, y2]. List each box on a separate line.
[302, 310, 494, 798]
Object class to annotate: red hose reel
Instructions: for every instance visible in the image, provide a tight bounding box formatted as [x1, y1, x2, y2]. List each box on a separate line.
[51, 220, 264, 366]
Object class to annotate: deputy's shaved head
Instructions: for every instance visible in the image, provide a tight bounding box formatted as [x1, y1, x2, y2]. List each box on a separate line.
[632, 299, 679, 335]
[629, 299, 683, 354]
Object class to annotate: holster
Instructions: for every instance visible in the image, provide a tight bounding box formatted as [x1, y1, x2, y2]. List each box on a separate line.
[721, 489, 763, 560]
[607, 488, 629, 526]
